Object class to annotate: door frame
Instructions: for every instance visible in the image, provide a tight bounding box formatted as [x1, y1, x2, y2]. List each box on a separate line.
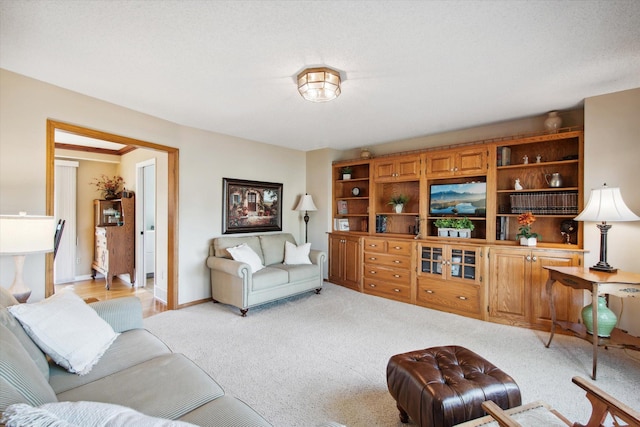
[45, 120, 180, 309]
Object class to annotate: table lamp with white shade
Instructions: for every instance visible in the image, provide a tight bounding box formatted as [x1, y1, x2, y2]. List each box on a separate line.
[574, 184, 640, 273]
[0, 213, 56, 302]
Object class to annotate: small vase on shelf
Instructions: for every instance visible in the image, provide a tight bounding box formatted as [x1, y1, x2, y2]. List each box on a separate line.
[544, 111, 562, 133]
[394, 204, 403, 214]
[581, 297, 617, 338]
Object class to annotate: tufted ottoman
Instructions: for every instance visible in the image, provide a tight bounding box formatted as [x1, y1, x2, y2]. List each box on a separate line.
[386, 346, 521, 427]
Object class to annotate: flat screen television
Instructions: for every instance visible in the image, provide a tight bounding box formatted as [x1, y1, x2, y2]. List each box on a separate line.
[429, 182, 487, 216]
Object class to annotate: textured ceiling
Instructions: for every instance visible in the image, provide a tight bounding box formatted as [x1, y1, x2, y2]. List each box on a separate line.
[2, 1, 639, 152]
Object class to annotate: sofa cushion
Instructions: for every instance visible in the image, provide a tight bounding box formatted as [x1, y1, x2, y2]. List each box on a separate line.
[259, 233, 296, 266]
[227, 243, 265, 273]
[272, 263, 320, 282]
[49, 329, 172, 394]
[0, 323, 58, 413]
[56, 354, 225, 421]
[0, 308, 49, 380]
[3, 401, 198, 426]
[252, 267, 290, 291]
[214, 236, 264, 264]
[178, 395, 272, 426]
[8, 289, 119, 375]
[283, 241, 312, 265]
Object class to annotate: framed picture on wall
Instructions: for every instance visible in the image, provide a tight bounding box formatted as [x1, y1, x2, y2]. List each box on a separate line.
[222, 178, 283, 234]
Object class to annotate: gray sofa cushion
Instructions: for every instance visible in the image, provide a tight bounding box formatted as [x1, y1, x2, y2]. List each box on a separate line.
[259, 234, 296, 266]
[0, 308, 49, 380]
[179, 395, 272, 427]
[0, 322, 57, 412]
[252, 267, 289, 291]
[272, 263, 320, 282]
[49, 329, 172, 394]
[56, 353, 225, 420]
[214, 236, 264, 264]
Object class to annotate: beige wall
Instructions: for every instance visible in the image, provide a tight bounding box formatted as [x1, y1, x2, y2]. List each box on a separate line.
[0, 69, 307, 304]
[584, 88, 640, 336]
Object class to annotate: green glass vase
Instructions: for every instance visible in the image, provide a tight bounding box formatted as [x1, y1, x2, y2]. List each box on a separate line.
[581, 297, 617, 338]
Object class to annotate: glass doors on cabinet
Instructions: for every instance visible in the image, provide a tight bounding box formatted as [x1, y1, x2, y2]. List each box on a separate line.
[419, 244, 478, 283]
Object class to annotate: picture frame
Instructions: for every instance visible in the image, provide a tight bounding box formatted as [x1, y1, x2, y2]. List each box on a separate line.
[336, 218, 350, 231]
[222, 178, 282, 234]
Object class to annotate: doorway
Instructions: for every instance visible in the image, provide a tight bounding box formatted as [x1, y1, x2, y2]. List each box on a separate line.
[135, 159, 157, 296]
[45, 120, 180, 309]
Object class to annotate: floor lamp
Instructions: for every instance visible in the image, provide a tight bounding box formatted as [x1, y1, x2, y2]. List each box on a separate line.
[574, 184, 640, 273]
[295, 194, 317, 243]
[0, 213, 56, 302]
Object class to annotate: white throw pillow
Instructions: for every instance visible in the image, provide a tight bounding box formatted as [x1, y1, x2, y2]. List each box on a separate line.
[8, 289, 119, 375]
[2, 402, 198, 427]
[227, 243, 264, 273]
[284, 241, 312, 265]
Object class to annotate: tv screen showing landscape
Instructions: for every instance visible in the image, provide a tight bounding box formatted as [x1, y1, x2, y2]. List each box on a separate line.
[429, 182, 487, 216]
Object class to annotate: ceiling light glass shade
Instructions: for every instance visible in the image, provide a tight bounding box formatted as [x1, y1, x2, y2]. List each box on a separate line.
[295, 194, 317, 212]
[297, 67, 341, 102]
[0, 214, 56, 254]
[574, 185, 640, 222]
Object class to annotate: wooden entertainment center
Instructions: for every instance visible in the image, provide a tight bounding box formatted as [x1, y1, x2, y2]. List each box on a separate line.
[329, 129, 586, 331]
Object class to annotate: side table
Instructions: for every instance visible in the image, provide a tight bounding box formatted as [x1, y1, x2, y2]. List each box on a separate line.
[544, 266, 640, 380]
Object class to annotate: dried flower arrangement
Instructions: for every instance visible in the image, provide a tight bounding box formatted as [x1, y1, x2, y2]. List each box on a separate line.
[91, 175, 125, 199]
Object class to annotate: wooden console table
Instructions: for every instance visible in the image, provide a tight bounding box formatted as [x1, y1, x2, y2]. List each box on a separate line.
[544, 266, 640, 379]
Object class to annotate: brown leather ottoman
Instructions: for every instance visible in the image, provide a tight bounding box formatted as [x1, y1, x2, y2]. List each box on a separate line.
[386, 346, 521, 427]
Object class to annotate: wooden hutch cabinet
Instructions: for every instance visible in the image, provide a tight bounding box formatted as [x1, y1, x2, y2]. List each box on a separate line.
[91, 197, 135, 290]
[329, 128, 586, 332]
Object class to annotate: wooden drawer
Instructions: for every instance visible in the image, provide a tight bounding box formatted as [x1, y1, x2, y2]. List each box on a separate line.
[417, 279, 481, 316]
[363, 264, 411, 285]
[363, 238, 413, 256]
[363, 252, 411, 269]
[363, 238, 386, 253]
[363, 278, 411, 302]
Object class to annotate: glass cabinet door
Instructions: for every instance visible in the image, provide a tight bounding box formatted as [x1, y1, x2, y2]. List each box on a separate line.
[449, 247, 477, 283]
[420, 245, 444, 277]
[419, 244, 480, 284]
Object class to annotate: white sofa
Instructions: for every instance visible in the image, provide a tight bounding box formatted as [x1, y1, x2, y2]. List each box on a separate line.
[206, 233, 326, 316]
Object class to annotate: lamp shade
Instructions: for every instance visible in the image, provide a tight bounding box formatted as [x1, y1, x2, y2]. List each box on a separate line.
[295, 194, 317, 212]
[0, 214, 56, 255]
[574, 185, 640, 222]
[297, 67, 341, 102]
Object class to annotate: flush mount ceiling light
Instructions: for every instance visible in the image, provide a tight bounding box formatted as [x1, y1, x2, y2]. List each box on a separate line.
[297, 67, 341, 102]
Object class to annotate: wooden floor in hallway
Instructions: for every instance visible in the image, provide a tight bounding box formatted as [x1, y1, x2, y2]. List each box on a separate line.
[55, 276, 167, 319]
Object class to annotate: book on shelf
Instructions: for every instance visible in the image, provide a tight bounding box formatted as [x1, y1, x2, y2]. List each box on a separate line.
[497, 146, 511, 166]
[337, 200, 348, 214]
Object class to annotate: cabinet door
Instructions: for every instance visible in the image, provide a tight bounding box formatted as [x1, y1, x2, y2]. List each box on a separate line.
[396, 157, 421, 180]
[488, 248, 530, 325]
[530, 251, 582, 327]
[328, 235, 343, 281]
[426, 152, 455, 177]
[456, 148, 487, 176]
[373, 160, 396, 181]
[344, 237, 361, 286]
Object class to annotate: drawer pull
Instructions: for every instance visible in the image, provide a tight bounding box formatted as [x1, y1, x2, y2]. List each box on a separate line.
[425, 290, 434, 294]
[393, 274, 400, 278]
[369, 244, 377, 247]
[394, 260, 401, 264]
[369, 257, 377, 260]
[369, 284, 376, 288]
[393, 246, 401, 250]
[369, 271, 376, 274]
[393, 288, 400, 293]
[457, 296, 468, 300]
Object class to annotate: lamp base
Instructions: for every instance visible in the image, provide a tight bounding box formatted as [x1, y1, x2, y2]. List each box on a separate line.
[12, 290, 31, 303]
[589, 263, 617, 273]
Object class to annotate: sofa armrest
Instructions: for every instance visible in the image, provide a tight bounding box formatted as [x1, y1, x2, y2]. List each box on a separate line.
[206, 256, 252, 277]
[309, 250, 327, 266]
[89, 297, 143, 333]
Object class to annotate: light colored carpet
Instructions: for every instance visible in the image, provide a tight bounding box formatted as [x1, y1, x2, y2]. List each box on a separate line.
[143, 283, 640, 427]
